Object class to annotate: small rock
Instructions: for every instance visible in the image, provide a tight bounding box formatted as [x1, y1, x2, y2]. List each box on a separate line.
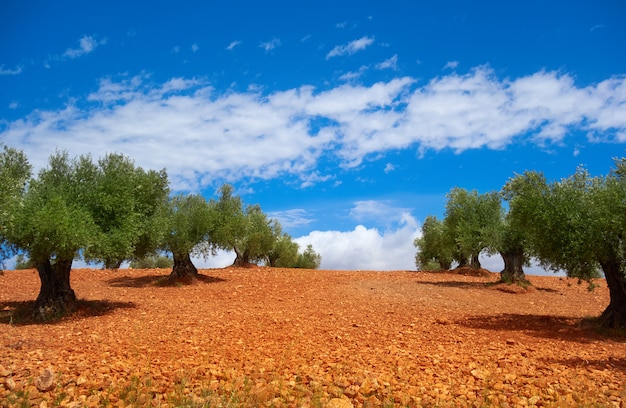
[470, 369, 488, 380]
[4, 377, 16, 390]
[326, 398, 354, 408]
[35, 367, 55, 392]
[0, 365, 11, 377]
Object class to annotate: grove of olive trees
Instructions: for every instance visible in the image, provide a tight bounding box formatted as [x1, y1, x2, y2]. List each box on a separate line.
[0, 146, 320, 320]
[415, 158, 626, 328]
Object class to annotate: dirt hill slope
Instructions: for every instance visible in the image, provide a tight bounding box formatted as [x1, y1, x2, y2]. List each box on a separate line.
[1, 267, 625, 407]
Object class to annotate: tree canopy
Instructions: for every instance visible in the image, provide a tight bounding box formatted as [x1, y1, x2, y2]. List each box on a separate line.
[443, 188, 502, 269]
[417, 158, 626, 328]
[161, 193, 215, 280]
[0, 148, 169, 319]
[503, 160, 626, 327]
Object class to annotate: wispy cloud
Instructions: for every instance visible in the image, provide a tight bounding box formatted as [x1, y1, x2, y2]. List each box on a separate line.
[376, 54, 398, 70]
[226, 40, 242, 50]
[63, 35, 106, 59]
[259, 38, 281, 52]
[2, 67, 626, 191]
[590, 24, 604, 32]
[191, 43, 200, 52]
[443, 60, 459, 70]
[268, 209, 315, 230]
[0, 65, 23, 75]
[326, 36, 375, 59]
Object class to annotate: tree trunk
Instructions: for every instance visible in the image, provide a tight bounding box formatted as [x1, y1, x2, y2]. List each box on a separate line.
[169, 252, 198, 280]
[104, 259, 123, 270]
[470, 252, 481, 269]
[232, 246, 253, 267]
[598, 257, 626, 329]
[34, 258, 76, 320]
[500, 250, 528, 285]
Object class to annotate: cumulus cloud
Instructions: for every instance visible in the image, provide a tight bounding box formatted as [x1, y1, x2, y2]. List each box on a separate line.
[2, 66, 626, 191]
[295, 212, 420, 270]
[326, 36, 375, 59]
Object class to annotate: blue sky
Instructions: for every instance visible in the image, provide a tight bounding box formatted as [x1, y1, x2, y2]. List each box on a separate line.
[1, 1, 625, 272]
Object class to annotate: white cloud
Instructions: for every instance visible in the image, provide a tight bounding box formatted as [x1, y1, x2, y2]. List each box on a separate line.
[295, 213, 420, 270]
[326, 36, 375, 59]
[8, 101, 19, 109]
[349, 200, 411, 226]
[2, 67, 626, 191]
[444, 61, 459, 70]
[268, 209, 315, 230]
[259, 39, 281, 52]
[191, 43, 200, 52]
[63, 35, 106, 59]
[226, 41, 242, 50]
[0, 65, 23, 75]
[376, 54, 398, 70]
[384, 163, 395, 173]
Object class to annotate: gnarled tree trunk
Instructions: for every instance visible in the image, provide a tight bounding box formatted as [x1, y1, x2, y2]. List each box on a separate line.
[470, 252, 482, 269]
[169, 252, 198, 280]
[500, 249, 528, 285]
[34, 258, 76, 320]
[598, 257, 626, 329]
[232, 246, 254, 267]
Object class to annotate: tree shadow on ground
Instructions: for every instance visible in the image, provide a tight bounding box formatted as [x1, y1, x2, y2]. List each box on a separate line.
[418, 280, 559, 293]
[457, 313, 625, 344]
[541, 356, 626, 373]
[106, 273, 226, 288]
[0, 299, 136, 326]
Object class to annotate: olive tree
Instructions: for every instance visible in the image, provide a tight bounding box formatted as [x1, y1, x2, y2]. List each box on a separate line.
[0, 145, 32, 272]
[210, 184, 274, 266]
[0, 149, 168, 319]
[414, 215, 454, 271]
[504, 160, 626, 328]
[294, 244, 322, 269]
[266, 223, 299, 267]
[161, 193, 215, 280]
[444, 188, 501, 269]
[83, 154, 169, 269]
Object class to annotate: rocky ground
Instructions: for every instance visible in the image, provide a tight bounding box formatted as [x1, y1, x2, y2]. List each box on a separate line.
[1, 266, 625, 407]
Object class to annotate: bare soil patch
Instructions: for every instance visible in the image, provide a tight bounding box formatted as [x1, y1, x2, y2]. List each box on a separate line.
[1, 267, 625, 407]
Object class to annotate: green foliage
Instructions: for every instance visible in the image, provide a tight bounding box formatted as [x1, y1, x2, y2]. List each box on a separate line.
[82, 153, 170, 268]
[267, 225, 300, 268]
[210, 184, 246, 251]
[211, 185, 275, 266]
[162, 193, 215, 260]
[130, 254, 174, 269]
[444, 188, 502, 268]
[14, 254, 34, 270]
[503, 168, 603, 279]
[294, 244, 322, 269]
[9, 151, 99, 265]
[414, 215, 454, 270]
